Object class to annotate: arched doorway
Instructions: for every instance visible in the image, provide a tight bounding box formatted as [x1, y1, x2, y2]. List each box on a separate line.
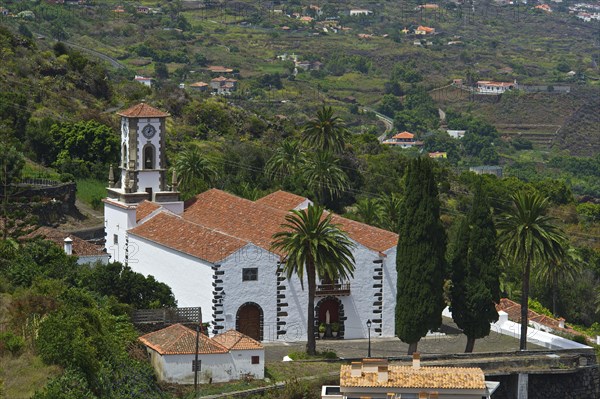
[315, 296, 345, 339]
[236, 302, 263, 341]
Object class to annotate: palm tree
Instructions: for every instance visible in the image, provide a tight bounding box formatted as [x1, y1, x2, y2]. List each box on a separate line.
[271, 205, 355, 355]
[534, 246, 582, 316]
[497, 191, 566, 350]
[302, 106, 348, 153]
[355, 198, 382, 226]
[378, 193, 403, 233]
[265, 139, 306, 181]
[302, 150, 348, 205]
[173, 147, 217, 199]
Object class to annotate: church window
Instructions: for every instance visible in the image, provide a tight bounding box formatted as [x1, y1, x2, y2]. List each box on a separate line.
[113, 234, 118, 245]
[144, 145, 155, 169]
[242, 268, 258, 281]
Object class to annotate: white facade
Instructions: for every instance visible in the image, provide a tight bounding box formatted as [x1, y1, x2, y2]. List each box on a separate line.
[147, 349, 264, 384]
[104, 200, 137, 263]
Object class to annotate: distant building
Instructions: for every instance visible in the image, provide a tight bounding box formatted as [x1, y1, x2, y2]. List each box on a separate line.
[349, 9, 373, 16]
[476, 80, 517, 94]
[207, 65, 234, 74]
[190, 81, 209, 92]
[469, 165, 503, 177]
[415, 25, 435, 35]
[428, 151, 447, 159]
[210, 76, 238, 95]
[134, 75, 152, 87]
[383, 131, 424, 148]
[447, 129, 466, 139]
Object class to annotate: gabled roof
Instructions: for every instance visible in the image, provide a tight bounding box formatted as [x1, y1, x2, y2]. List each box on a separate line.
[183, 189, 398, 254]
[212, 330, 263, 350]
[129, 211, 248, 263]
[392, 131, 414, 139]
[496, 298, 583, 336]
[255, 190, 309, 211]
[139, 324, 228, 355]
[22, 227, 108, 257]
[340, 364, 486, 389]
[136, 200, 161, 223]
[117, 103, 170, 118]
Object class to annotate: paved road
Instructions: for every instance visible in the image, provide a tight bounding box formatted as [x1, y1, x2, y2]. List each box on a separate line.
[264, 323, 544, 362]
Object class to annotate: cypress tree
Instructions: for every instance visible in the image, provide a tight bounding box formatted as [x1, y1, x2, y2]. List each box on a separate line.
[450, 183, 500, 352]
[395, 158, 446, 354]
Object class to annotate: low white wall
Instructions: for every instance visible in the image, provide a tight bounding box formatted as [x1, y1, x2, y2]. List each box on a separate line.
[442, 307, 591, 350]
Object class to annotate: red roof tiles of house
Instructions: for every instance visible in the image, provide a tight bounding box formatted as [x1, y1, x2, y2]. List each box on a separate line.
[136, 200, 161, 223]
[392, 131, 414, 139]
[129, 211, 248, 263]
[212, 330, 263, 350]
[23, 226, 106, 257]
[496, 298, 583, 336]
[139, 324, 228, 355]
[255, 190, 308, 211]
[117, 103, 170, 118]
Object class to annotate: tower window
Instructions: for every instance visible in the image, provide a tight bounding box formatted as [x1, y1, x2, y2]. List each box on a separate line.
[144, 145, 154, 169]
[122, 143, 127, 168]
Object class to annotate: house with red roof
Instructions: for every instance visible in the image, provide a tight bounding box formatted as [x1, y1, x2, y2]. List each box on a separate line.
[476, 80, 517, 94]
[382, 131, 424, 148]
[104, 105, 399, 343]
[139, 324, 264, 383]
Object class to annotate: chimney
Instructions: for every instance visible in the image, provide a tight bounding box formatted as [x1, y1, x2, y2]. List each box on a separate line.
[63, 237, 73, 255]
[497, 310, 509, 326]
[351, 362, 361, 377]
[558, 318, 565, 329]
[412, 352, 420, 370]
[377, 365, 388, 383]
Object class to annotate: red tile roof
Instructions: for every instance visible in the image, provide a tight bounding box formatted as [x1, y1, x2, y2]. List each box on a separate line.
[22, 227, 107, 257]
[117, 103, 170, 118]
[212, 330, 263, 350]
[392, 131, 414, 139]
[255, 190, 308, 211]
[183, 189, 398, 254]
[129, 211, 248, 263]
[139, 324, 228, 355]
[496, 298, 583, 336]
[136, 200, 161, 223]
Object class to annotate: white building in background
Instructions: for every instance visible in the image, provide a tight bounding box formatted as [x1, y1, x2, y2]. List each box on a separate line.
[104, 104, 399, 343]
[134, 75, 153, 87]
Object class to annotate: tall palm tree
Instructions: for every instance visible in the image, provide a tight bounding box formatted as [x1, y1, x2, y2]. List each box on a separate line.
[302, 106, 348, 153]
[355, 198, 382, 226]
[265, 139, 306, 181]
[378, 193, 403, 233]
[534, 246, 582, 316]
[497, 191, 566, 350]
[271, 205, 355, 355]
[173, 147, 217, 199]
[302, 150, 348, 204]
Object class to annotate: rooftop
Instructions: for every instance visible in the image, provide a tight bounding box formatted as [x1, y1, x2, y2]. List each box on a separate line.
[139, 324, 228, 355]
[212, 330, 263, 350]
[117, 103, 170, 118]
[22, 226, 107, 257]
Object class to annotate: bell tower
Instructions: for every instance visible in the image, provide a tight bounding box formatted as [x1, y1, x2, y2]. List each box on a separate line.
[104, 103, 182, 263]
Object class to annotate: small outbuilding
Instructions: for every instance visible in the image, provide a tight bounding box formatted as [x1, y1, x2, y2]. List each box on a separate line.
[139, 324, 264, 384]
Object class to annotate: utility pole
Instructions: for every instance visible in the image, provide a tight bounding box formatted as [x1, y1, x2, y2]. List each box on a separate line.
[194, 307, 203, 396]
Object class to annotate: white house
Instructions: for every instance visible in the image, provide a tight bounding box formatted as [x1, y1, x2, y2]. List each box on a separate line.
[104, 104, 399, 343]
[476, 80, 517, 94]
[349, 9, 373, 16]
[134, 75, 153, 87]
[139, 324, 264, 384]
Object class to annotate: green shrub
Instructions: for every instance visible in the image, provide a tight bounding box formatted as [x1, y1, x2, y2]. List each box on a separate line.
[0, 331, 25, 355]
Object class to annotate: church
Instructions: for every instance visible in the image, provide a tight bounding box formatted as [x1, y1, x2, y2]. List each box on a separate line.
[104, 103, 399, 342]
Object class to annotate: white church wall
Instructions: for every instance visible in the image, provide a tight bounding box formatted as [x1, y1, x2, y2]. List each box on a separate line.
[158, 201, 184, 215]
[281, 273, 309, 341]
[104, 202, 136, 264]
[137, 171, 162, 193]
[381, 246, 398, 337]
[220, 245, 280, 341]
[127, 234, 215, 313]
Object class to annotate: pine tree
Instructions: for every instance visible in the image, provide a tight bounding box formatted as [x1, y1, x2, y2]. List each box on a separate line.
[395, 158, 446, 354]
[449, 183, 501, 352]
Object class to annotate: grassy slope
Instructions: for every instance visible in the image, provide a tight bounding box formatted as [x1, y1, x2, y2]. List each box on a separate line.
[0, 353, 61, 399]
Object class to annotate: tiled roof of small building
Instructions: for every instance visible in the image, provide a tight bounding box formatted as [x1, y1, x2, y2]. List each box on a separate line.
[340, 365, 486, 390]
[255, 190, 308, 211]
[23, 227, 107, 257]
[212, 330, 263, 350]
[117, 103, 170, 118]
[496, 298, 583, 336]
[129, 211, 248, 263]
[136, 200, 161, 223]
[392, 131, 414, 139]
[139, 324, 228, 355]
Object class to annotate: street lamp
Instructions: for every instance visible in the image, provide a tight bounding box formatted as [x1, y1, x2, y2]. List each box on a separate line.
[366, 319, 372, 358]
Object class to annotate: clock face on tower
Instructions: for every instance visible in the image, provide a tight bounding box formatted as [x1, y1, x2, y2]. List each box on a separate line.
[142, 124, 156, 139]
